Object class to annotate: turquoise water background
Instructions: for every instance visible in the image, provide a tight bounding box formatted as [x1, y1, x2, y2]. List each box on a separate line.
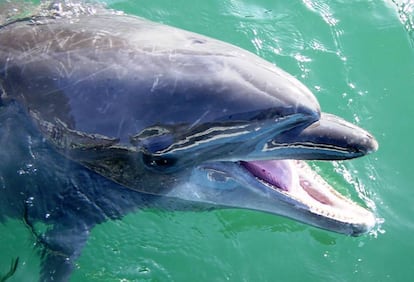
[1, 0, 414, 281]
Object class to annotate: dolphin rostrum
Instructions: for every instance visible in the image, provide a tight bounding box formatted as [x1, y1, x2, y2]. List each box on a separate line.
[0, 3, 378, 281]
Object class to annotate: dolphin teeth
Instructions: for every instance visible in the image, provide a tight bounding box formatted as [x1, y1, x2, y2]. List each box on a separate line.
[242, 159, 374, 225]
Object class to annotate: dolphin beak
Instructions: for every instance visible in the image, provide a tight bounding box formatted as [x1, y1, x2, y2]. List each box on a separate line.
[261, 113, 378, 160]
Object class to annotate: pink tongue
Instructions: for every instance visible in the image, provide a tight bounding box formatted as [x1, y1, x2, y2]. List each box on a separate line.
[241, 160, 293, 191]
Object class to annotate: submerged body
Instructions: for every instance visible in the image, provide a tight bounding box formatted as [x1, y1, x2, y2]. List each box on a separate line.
[0, 4, 378, 282]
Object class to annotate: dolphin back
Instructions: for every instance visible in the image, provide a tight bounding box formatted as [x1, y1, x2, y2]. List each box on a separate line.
[0, 9, 320, 171]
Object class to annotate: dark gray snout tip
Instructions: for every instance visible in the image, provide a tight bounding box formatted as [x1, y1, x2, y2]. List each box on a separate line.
[345, 125, 379, 157]
[361, 134, 379, 155]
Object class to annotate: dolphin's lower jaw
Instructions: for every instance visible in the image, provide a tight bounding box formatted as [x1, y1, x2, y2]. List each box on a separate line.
[171, 159, 376, 236]
[240, 160, 376, 235]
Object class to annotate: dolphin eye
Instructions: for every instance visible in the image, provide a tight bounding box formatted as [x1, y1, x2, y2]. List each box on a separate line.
[142, 153, 177, 170]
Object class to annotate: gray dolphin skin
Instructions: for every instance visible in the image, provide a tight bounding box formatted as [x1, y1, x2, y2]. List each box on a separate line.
[0, 2, 378, 281]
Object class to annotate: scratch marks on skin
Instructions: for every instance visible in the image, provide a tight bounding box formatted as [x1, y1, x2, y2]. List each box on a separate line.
[68, 32, 95, 49]
[116, 115, 127, 140]
[1, 56, 10, 78]
[69, 29, 115, 50]
[56, 58, 73, 78]
[54, 30, 72, 50]
[189, 110, 211, 130]
[0, 79, 6, 99]
[106, 34, 113, 49]
[150, 75, 161, 92]
[31, 63, 114, 99]
[72, 65, 113, 87]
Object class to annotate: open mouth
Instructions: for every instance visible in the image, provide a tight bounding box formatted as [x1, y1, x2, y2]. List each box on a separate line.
[239, 159, 376, 231]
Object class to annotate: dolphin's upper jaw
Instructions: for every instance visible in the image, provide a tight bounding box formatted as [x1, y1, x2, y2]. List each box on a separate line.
[260, 113, 379, 161]
[239, 159, 376, 235]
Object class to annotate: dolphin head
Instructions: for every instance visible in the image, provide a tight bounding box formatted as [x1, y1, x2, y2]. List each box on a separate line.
[139, 112, 378, 236]
[0, 13, 378, 236]
[73, 106, 377, 236]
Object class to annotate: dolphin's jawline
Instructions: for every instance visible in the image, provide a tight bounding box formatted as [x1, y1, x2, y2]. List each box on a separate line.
[240, 160, 375, 231]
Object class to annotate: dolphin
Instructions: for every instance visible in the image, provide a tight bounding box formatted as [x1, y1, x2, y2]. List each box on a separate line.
[0, 3, 378, 281]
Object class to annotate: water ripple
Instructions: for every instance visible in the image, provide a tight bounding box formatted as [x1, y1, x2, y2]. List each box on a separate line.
[302, 0, 340, 26]
[391, 0, 414, 40]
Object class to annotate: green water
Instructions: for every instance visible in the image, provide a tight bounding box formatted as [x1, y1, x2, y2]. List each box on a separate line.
[1, 0, 414, 281]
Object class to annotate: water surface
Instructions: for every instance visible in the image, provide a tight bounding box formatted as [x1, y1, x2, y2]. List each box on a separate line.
[1, 0, 413, 281]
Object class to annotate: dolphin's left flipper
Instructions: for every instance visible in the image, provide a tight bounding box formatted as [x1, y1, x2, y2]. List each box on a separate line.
[38, 224, 90, 282]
